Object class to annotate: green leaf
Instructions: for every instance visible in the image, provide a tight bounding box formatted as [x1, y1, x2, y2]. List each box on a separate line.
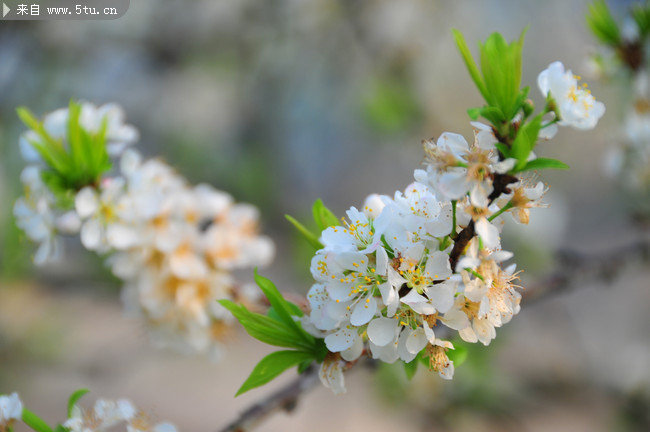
[22, 408, 54, 432]
[476, 106, 506, 126]
[453, 29, 489, 102]
[236, 351, 315, 396]
[511, 113, 543, 171]
[517, 157, 570, 172]
[219, 300, 313, 350]
[467, 107, 481, 120]
[495, 142, 511, 158]
[632, 3, 650, 38]
[254, 270, 312, 344]
[404, 357, 419, 380]
[447, 343, 469, 367]
[312, 199, 339, 232]
[285, 214, 322, 250]
[586, 0, 621, 46]
[67, 388, 89, 418]
[297, 359, 313, 374]
[452, 29, 490, 101]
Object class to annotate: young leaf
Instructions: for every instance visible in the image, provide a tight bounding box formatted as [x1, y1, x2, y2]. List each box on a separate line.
[517, 157, 570, 172]
[67, 388, 89, 417]
[285, 214, 322, 250]
[632, 3, 650, 38]
[467, 107, 481, 120]
[404, 357, 419, 380]
[447, 343, 469, 367]
[476, 106, 506, 126]
[22, 408, 54, 432]
[236, 350, 315, 396]
[254, 270, 313, 344]
[219, 300, 312, 350]
[453, 29, 489, 102]
[586, 0, 621, 46]
[511, 114, 542, 171]
[312, 199, 339, 231]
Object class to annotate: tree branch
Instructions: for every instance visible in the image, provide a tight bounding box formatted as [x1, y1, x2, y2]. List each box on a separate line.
[217, 365, 321, 432]
[522, 238, 650, 304]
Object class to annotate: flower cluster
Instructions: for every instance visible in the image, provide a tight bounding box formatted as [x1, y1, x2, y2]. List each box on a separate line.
[604, 73, 650, 193]
[14, 102, 275, 358]
[103, 150, 274, 358]
[14, 103, 137, 264]
[306, 61, 603, 393]
[1, 391, 178, 432]
[65, 397, 177, 432]
[306, 124, 540, 391]
[586, 1, 650, 209]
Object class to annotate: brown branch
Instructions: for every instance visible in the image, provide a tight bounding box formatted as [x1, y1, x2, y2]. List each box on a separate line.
[449, 173, 518, 271]
[217, 365, 321, 432]
[522, 238, 650, 304]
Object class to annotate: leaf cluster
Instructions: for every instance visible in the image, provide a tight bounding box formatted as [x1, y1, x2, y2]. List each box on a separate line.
[454, 30, 570, 173]
[285, 199, 339, 251]
[17, 101, 112, 207]
[586, 0, 622, 46]
[219, 271, 327, 395]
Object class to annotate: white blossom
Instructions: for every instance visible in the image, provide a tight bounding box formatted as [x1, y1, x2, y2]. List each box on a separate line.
[538, 61, 605, 130]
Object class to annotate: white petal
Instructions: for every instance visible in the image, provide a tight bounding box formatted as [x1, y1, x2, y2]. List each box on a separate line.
[397, 328, 418, 362]
[405, 327, 428, 354]
[401, 290, 436, 315]
[423, 320, 436, 344]
[367, 317, 398, 347]
[368, 340, 400, 363]
[75, 187, 99, 218]
[438, 360, 455, 380]
[80, 219, 103, 250]
[459, 326, 478, 343]
[424, 251, 452, 280]
[475, 217, 500, 249]
[341, 335, 363, 361]
[441, 308, 470, 331]
[350, 296, 377, 326]
[376, 246, 388, 275]
[425, 282, 455, 313]
[324, 326, 357, 352]
[106, 223, 138, 249]
[319, 361, 346, 395]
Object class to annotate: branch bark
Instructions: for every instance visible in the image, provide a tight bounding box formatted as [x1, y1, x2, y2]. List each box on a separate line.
[217, 365, 321, 432]
[522, 238, 650, 304]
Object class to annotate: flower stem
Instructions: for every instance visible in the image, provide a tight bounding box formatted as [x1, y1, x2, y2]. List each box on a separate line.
[451, 200, 457, 238]
[488, 201, 513, 222]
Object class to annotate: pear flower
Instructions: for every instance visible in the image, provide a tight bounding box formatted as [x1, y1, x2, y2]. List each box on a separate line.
[64, 398, 178, 432]
[0, 393, 23, 429]
[538, 61, 605, 130]
[75, 178, 136, 253]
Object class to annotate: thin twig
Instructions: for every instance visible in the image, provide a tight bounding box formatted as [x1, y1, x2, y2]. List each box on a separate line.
[217, 365, 321, 432]
[523, 238, 650, 304]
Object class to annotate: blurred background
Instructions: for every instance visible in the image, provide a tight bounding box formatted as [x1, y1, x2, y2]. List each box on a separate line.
[1, 0, 650, 430]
